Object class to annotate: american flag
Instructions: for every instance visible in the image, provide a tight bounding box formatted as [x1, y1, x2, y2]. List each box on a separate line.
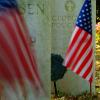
[64, 0, 93, 83]
[0, 0, 43, 93]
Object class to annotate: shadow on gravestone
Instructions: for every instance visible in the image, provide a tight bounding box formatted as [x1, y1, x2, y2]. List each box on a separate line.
[51, 53, 67, 97]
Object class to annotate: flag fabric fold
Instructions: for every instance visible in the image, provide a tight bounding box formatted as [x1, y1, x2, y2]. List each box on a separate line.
[64, 0, 93, 83]
[0, 0, 43, 94]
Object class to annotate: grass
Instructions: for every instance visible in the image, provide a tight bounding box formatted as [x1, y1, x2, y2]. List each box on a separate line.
[51, 91, 99, 100]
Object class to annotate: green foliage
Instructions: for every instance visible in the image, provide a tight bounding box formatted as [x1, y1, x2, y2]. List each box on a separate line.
[51, 54, 67, 81]
[97, 0, 100, 22]
[96, 22, 100, 94]
[96, 32, 100, 44]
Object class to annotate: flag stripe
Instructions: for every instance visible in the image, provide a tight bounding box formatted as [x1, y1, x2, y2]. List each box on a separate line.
[76, 48, 93, 74]
[0, 22, 26, 79]
[0, 29, 24, 87]
[0, 60, 13, 83]
[71, 34, 92, 70]
[0, 11, 42, 89]
[67, 26, 81, 53]
[83, 61, 93, 78]
[5, 9, 42, 88]
[10, 11, 43, 89]
[0, 46, 16, 78]
[64, 28, 84, 67]
[65, 29, 88, 68]
[5, 12, 36, 81]
[89, 75, 93, 83]
[0, 11, 43, 92]
[11, 11, 40, 78]
[0, 0, 44, 94]
[86, 69, 93, 81]
[79, 56, 93, 77]
[73, 44, 92, 73]
[69, 33, 89, 69]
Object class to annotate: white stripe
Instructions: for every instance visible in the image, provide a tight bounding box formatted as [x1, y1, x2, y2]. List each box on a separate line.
[14, 12, 38, 69]
[73, 41, 92, 73]
[70, 33, 90, 69]
[64, 30, 85, 66]
[70, 26, 79, 43]
[7, 13, 42, 89]
[64, 27, 79, 66]
[14, 11, 30, 40]
[79, 54, 93, 77]
[13, 12, 42, 89]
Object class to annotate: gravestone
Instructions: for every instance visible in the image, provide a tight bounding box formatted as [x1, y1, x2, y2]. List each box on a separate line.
[19, 0, 51, 98]
[51, 0, 96, 95]
[19, 0, 96, 96]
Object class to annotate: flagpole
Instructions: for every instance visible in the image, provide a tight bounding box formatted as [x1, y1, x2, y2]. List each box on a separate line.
[90, 82, 92, 96]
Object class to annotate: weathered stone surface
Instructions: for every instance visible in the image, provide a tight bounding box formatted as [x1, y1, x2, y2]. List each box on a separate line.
[19, 0, 96, 96]
[19, 0, 51, 98]
[51, 0, 96, 95]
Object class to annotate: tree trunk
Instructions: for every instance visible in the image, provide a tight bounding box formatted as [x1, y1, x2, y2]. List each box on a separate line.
[54, 81, 58, 97]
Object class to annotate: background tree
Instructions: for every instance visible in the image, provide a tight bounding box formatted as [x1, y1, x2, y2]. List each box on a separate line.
[97, 0, 100, 22]
[96, 0, 100, 93]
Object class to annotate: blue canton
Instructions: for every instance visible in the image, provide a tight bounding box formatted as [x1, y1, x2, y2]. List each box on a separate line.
[0, 0, 18, 10]
[76, 0, 92, 34]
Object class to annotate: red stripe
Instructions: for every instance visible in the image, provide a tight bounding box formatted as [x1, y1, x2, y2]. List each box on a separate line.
[16, 13, 40, 72]
[66, 31, 88, 68]
[0, 10, 43, 91]
[0, 34, 25, 87]
[0, 12, 36, 88]
[0, 14, 35, 82]
[11, 11, 39, 75]
[0, 45, 16, 77]
[8, 10, 43, 90]
[0, 31, 22, 79]
[0, 45, 19, 88]
[67, 27, 82, 54]
[83, 61, 93, 78]
[76, 49, 93, 74]
[65, 28, 82, 67]
[71, 35, 92, 71]
[89, 75, 93, 83]
[0, 62, 13, 84]
[11, 11, 43, 86]
[15, 10, 30, 40]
